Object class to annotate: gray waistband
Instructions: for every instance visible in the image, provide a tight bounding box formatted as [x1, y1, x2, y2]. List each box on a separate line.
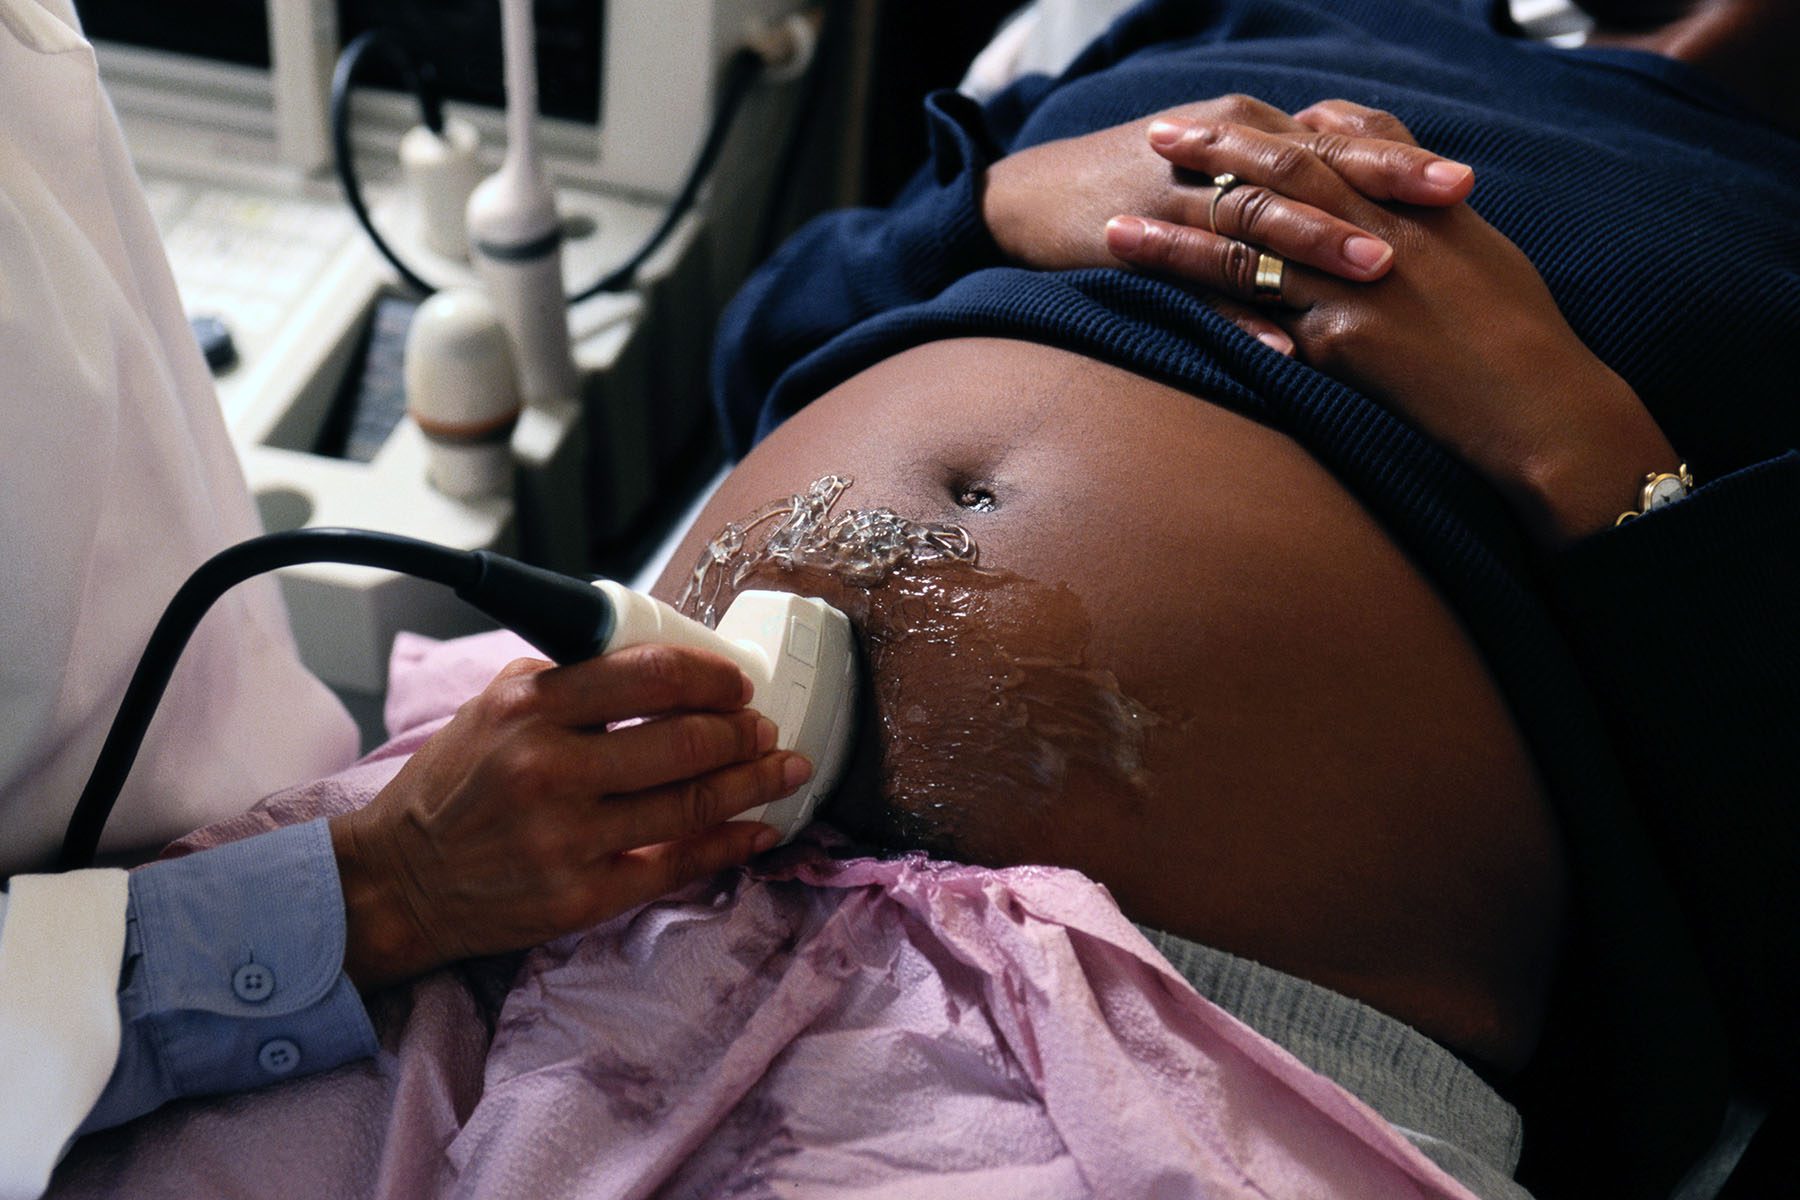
[1137, 926, 1526, 1190]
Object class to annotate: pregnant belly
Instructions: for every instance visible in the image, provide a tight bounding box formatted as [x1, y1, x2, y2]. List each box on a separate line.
[655, 338, 1566, 1069]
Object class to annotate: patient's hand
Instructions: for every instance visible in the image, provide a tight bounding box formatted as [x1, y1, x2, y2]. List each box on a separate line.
[328, 647, 811, 990]
[1109, 100, 1680, 545]
[981, 94, 1475, 351]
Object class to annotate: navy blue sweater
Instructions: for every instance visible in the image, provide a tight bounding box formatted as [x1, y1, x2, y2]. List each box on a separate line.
[712, 0, 1800, 1189]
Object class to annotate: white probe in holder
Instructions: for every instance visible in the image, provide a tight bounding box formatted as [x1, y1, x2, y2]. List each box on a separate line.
[595, 582, 859, 843]
[405, 288, 521, 499]
[401, 117, 483, 260]
[466, 0, 580, 408]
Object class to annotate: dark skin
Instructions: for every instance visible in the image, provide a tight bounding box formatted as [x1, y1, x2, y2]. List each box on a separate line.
[983, 94, 1678, 547]
[1101, 101, 1680, 547]
[1015, 0, 1800, 542]
[333, 163, 1632, 1057]
[652, 340, 1564, 1072]
[1583, 0, 1800, 136]
[331, 0, 1798, 1049]
[322, 108, 1474, 1002]
[649, 4, 1799, 1071]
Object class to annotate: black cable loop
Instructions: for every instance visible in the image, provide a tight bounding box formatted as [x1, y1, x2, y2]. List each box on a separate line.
[331, 38, 770, 306]
[57, 530, 477, 870]
[568, 48, 766, 302]
[56, 530, 620, 871]
[332, 30, 443, 296]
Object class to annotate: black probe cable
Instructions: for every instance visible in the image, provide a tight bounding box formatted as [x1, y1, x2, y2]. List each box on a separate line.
[58, 529, 619, 872]
[331, 30, 445, 297]
[330, 36, 767, 302]
[567, 47, 765, 302]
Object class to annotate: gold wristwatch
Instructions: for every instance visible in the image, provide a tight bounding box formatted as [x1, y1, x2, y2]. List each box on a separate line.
[1615, 463, 1693, 525]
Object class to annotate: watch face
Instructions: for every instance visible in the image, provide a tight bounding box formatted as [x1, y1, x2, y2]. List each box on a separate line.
[1646, 474, 1687, 509]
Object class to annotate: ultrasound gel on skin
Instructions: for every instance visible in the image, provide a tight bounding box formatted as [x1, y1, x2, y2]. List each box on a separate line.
[677, 476, 1160, 858]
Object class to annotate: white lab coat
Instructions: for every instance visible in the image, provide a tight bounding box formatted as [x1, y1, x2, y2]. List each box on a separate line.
[0, 1, 357, 1193]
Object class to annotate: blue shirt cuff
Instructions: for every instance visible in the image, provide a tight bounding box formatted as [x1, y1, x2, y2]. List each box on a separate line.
[80, 819, 378, 1132]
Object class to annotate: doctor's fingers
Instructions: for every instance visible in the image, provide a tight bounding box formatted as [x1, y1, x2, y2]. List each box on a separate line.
[522, 756, 811, 931]
[606, 821, 790, 911]
[522, 643, 756, 728]
[540, 707, 784, 797]
[600, 750, 812, 853]
[1148, 118, 1473, 222]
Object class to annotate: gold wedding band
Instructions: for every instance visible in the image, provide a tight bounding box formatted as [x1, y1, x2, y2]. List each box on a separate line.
[1254, 251, 1286, 302]
[1208, 172, 1242, 235]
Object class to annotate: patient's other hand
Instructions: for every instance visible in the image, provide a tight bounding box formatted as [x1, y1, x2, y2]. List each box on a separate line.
[1117, 100, 1679, 545]
[980, 94, 1474, 311]
[328, 647, 812, 990]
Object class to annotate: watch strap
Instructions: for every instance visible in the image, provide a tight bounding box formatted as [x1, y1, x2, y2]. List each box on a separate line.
[1616, 463, 1693, 526]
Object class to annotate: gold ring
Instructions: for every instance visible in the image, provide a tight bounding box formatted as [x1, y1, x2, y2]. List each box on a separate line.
[1254, 251, 1286, 302]
[1208, 172, 1242, 235]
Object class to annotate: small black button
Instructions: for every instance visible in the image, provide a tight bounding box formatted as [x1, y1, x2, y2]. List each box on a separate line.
[189, 314, 238, 373]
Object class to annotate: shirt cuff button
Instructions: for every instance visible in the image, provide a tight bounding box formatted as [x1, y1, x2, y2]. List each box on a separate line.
[257, 1038, 301, 1077]
[233, 962, 275, 1003]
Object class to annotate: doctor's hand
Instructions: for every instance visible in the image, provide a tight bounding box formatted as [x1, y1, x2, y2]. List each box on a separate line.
[1109, 100, 1679, 545]
[328, 647, 812, 990]
[980, 93, 1475, 349]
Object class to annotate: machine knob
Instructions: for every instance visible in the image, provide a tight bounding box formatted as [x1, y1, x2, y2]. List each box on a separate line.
[189, 314, 238, 373]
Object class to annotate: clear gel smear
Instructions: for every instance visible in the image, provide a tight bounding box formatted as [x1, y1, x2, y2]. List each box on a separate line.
[678, 475, 1160, 856]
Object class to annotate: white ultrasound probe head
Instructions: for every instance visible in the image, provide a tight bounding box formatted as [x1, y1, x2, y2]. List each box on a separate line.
[593, 582, 859, 843]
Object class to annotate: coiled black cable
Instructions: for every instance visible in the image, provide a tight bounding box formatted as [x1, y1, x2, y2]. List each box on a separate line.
[567, 47, 765, 302]
[331, 30, 445, 296]
[329, 36, 769, 302]
[58, 529, 618, 871]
